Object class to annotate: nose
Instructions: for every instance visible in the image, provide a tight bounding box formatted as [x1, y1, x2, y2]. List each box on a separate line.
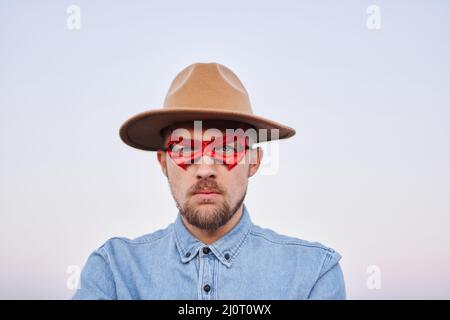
[194, 155, 217, 179]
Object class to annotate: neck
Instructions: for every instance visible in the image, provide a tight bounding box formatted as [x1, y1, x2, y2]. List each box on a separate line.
[181, 205, 244, 244]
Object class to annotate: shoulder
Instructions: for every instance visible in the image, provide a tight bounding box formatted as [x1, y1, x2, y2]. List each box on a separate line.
[249, 224, 342, 276]
[249, 224, 339, 253]
[95, 223, 174, 256]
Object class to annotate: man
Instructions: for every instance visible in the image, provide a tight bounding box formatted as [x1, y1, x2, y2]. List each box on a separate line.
[72, 62, 346, 299]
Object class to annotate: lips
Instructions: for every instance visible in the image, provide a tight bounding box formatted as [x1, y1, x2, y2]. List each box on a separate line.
[194, 189, 220, 195]
[192, 189, 221, 201]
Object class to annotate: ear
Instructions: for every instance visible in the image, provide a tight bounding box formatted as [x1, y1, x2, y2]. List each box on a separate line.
[156, 150, 168, 177]
[248, 147, 263, 177]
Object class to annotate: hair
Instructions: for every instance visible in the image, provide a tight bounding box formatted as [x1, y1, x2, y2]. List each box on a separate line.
[160, 126, 172, 142]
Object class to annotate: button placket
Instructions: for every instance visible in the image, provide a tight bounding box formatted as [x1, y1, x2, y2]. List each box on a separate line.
[198, 246, 215, 300]
[203, 256, 211, 299]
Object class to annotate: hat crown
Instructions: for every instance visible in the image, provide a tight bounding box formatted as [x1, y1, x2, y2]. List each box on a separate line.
[163, 62, 253, 114]
[119, 62, 296, 151]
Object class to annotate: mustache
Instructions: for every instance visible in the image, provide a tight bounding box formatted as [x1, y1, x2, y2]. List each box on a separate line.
[190, 179, 224, 195]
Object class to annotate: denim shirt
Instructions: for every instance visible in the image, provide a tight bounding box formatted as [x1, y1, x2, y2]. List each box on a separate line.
[72, 204, 346, 300]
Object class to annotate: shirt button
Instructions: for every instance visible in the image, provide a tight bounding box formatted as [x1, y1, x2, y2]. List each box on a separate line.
[224, 253, 230, 260]
[185, 252, 191, 258]
[203, 284, 211, 293]
[202, 247, 211, 254]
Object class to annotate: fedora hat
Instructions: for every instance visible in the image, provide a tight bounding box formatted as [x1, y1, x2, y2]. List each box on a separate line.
[119, 62, 296, 151]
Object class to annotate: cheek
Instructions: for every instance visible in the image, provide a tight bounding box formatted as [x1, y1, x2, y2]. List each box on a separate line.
[233, 158, 250, 177]
[224, 168, 248, 196]
[167, 163, 187, 196]
[237, 151, 252, 170]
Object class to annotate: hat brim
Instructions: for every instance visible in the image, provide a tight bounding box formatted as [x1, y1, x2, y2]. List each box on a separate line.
[119, 108, 296, 151]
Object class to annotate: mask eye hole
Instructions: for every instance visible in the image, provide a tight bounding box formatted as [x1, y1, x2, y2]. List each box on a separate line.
[213, 136, 246, 156]
[171, 144, 192, 154]
[167, 137, 196, 156]
[214, 144, 237, 155]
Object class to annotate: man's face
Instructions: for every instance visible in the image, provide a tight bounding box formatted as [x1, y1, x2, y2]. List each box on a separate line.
[157, 120, 263, 231]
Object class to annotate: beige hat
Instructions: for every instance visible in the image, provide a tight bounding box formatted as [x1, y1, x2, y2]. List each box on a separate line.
[119, 62, 296, 151]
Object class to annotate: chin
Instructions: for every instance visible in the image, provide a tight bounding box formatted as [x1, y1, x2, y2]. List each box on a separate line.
[195, 202, 219, 211]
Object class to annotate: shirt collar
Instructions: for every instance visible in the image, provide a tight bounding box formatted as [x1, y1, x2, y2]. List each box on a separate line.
[173, 203, 253, 268]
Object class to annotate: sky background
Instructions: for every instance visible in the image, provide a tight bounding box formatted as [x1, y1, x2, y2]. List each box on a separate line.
[1, 0, 449, 299]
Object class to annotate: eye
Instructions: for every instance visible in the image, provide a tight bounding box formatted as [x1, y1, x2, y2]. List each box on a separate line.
[224, 145, 235, 153]
[215, 144, 236, 154]
[177, 146, 193, 153]
[168, 143, 190, 154]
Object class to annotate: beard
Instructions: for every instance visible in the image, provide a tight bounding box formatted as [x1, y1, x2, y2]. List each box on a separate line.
[173, 178, 247, 231]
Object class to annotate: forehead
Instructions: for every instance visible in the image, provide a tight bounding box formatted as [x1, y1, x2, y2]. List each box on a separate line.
[165, 120, 254, 140]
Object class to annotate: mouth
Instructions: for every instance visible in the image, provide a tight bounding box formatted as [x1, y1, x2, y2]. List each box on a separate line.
[192, 189, 222, 201]
[194, 189, 221, 195]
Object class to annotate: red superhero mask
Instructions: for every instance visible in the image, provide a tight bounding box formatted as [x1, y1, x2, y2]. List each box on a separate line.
[165, 134, 250, 170]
